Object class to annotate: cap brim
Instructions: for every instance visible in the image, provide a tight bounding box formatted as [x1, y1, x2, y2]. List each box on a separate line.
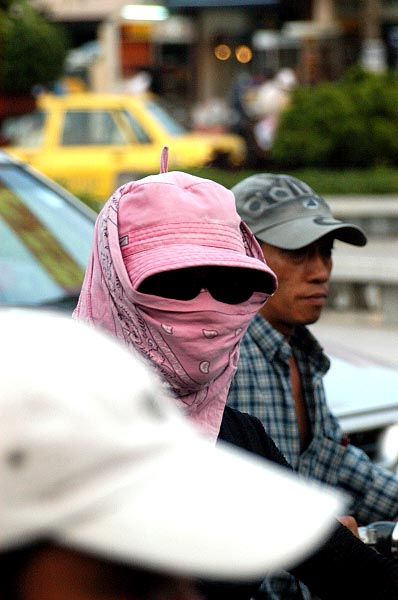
[256, 217, 367, 250]
[62, 433, 344, 580]
[125, 244, 278, 294]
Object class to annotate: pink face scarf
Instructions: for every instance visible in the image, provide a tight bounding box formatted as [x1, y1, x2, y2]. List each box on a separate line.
[74, 157, 277, 440]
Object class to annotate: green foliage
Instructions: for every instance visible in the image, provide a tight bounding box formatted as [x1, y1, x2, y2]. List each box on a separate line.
[272, 68, 398, 169]
[184, 166, 398, 195]
[0, 1, 68, 94]
[72, 166, 398, 208]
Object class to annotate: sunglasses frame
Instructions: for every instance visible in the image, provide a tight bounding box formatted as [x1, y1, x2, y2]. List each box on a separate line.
[138, 266, 271, 305]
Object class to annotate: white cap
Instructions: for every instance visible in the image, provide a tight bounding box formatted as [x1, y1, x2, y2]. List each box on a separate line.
[0, 310, 344, 580]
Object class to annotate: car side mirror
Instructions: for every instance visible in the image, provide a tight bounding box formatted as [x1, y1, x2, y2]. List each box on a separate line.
[376, 423, 398, 473]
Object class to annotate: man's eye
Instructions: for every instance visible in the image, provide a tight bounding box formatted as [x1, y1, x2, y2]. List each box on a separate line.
[320, 246, 334, 258]
[286, 249, 307, 261]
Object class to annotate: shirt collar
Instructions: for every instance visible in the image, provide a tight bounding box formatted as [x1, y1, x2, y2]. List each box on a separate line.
[247, 313, 290, 361]
[291, 325, 330, 375]
[247, 314, 330, 373]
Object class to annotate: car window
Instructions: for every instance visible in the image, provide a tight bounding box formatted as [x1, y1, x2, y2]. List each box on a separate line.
[61, 110, 128, 145]
[1, 111, 46, 147]
[121, 109, 152, 143]
[0, 164, 93, 306]
[144, 99, 186, 135]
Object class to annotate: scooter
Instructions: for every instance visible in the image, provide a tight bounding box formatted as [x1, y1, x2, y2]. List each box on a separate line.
[359, 521, 398, 559]
[358, 424, 398, 559]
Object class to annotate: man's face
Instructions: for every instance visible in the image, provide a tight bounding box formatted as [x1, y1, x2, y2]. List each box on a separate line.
[16, 545, 204, 600]
[259, 235, 334, 338]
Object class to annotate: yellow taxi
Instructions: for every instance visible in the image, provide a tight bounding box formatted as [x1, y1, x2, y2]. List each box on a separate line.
[2, 92, 246, 201]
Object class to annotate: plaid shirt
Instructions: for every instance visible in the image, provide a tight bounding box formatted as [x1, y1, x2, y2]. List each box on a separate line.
[228, 313, 398, 600]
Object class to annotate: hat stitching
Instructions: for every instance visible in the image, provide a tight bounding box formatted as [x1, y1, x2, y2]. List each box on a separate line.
[121, 231, 245, 257]
[129, 252, 270, 269]
[121, 222, 240, 243]
[126, 178, 227, 195]
[123, 238, 245, 257]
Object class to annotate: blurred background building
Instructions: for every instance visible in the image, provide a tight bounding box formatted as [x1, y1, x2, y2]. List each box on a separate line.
[30, 0, 398, 113]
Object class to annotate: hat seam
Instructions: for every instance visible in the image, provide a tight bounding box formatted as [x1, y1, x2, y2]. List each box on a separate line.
[122, 235, 245, 256]
[120, 224, 244, 256]
[120, 221, 239, 241]
[130, 178, 223, 193]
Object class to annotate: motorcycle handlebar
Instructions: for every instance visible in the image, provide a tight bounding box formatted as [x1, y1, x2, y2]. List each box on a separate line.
[358, 521, 398, 559]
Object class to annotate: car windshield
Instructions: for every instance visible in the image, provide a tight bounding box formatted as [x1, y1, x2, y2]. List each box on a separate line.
[143, 98, 186, 135]
[1, 111, 46, 147]
[0, 163, 93, 308]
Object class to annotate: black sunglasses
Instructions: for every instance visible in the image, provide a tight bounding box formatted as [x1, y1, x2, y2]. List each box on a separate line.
[138, 266, 274, 305]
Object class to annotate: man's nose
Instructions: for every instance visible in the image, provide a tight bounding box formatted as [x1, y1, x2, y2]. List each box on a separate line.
[306, 250, 331, 282]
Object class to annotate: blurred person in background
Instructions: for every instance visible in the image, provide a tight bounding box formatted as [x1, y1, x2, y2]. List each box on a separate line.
[247, 68, 297, 160]
[74, 150, 398, 600]
[229, 173, 398, 599]
[0, 310, 343, 600]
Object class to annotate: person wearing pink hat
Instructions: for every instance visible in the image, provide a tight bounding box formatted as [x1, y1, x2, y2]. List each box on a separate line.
[74, 149, 398, 600]
[74, 148, 277, 441]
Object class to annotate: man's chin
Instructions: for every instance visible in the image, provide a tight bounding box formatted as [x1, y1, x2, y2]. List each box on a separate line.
[300, 309, 323, 326]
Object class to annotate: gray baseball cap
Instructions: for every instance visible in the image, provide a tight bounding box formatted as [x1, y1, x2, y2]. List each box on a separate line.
[232, 174, 367, 250]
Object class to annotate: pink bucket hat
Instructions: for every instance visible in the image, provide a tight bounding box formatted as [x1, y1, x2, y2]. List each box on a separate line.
[118, 167, 277, 293]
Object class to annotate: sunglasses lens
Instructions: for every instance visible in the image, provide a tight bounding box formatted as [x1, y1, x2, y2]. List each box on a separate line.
[210, 283, 254, 304]
[208, 268, 273, 304]
[139, 267, 271, 304]
[138, 270, 201, 300]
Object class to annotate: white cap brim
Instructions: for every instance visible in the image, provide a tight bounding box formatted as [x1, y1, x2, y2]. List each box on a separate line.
[60, 435, 343, 580]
